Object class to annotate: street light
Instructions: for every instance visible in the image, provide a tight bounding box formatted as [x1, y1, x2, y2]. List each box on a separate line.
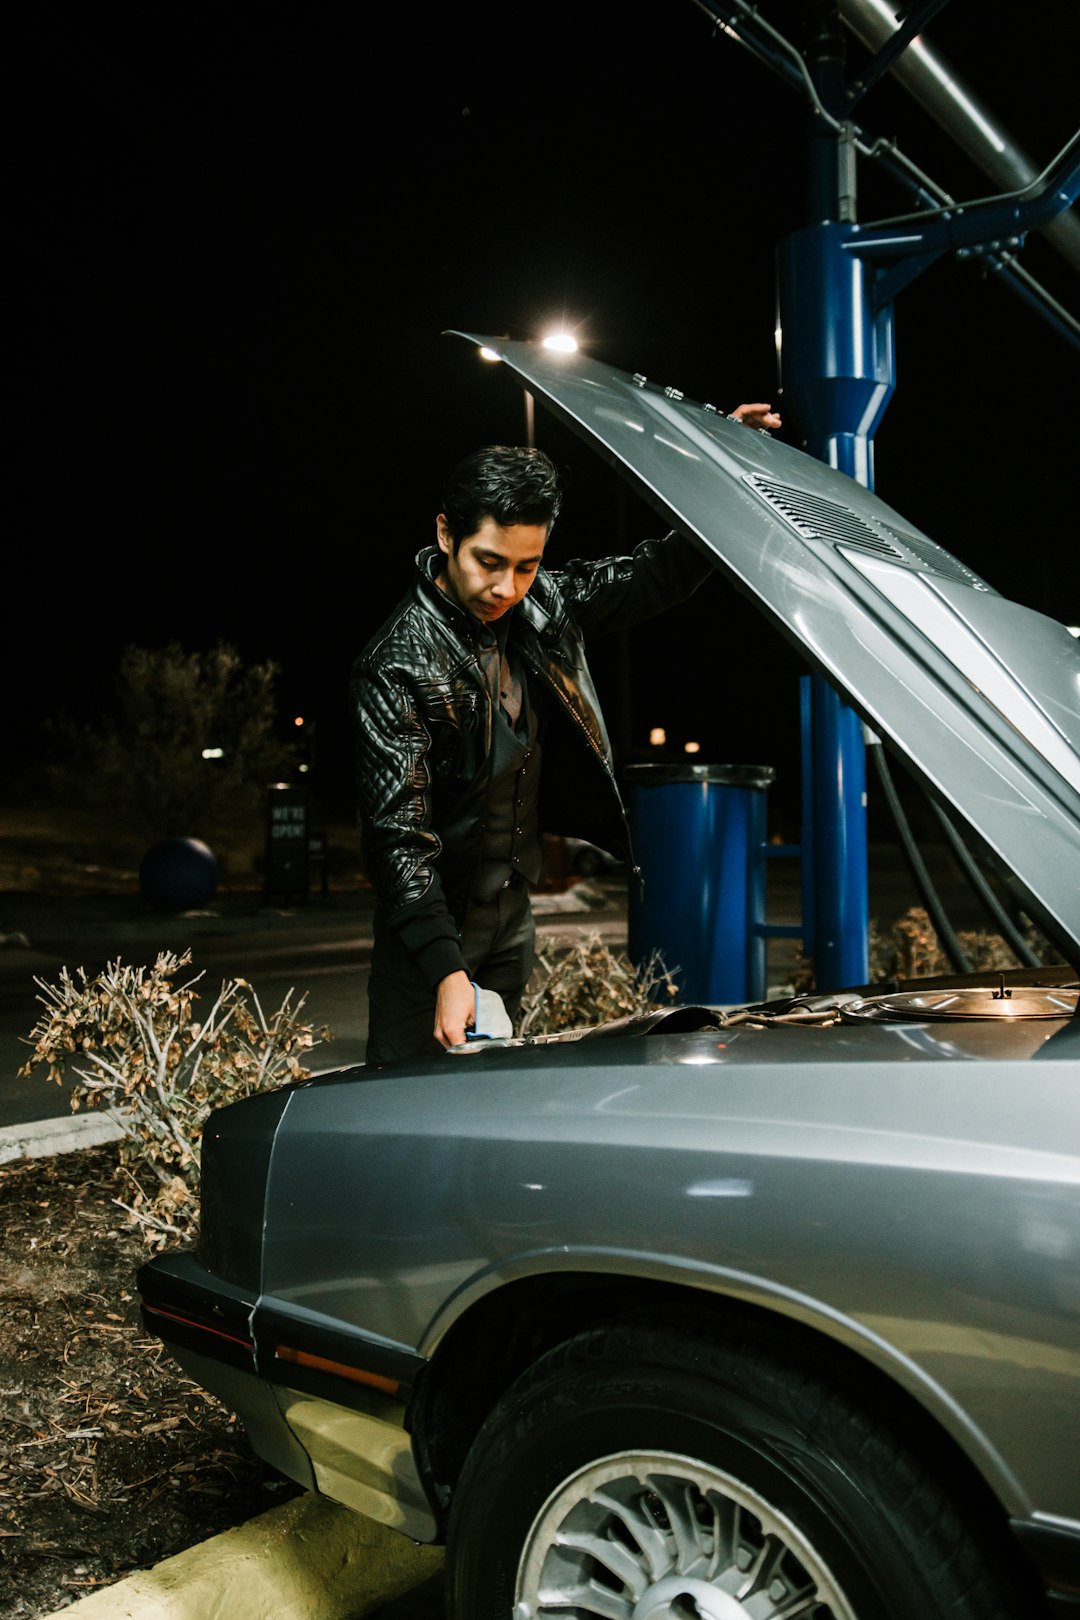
[477, 332, 579, 447]
[528, 332, 578, 444]
[541, 331, 578, 353]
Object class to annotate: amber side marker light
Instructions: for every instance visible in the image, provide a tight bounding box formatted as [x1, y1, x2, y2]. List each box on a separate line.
[276, 1344, 401, 1396]
[144, 1304, 253, 1350]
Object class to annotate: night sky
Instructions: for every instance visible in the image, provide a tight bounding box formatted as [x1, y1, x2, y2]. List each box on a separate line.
[7, 1, 1079, 823]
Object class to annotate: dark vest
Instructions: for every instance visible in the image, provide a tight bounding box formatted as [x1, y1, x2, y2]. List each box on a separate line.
[472, 628, 544, 901]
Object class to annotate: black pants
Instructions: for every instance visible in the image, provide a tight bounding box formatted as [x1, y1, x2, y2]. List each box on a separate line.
[365, 887, 535, 1065]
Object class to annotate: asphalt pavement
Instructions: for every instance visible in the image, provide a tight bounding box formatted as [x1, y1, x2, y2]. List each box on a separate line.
[0, 875, 639, 1142]
[2, 838, 963, 1148]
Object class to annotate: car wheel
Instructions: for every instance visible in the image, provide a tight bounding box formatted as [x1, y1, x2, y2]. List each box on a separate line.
[445, 1317, 1034, 1620]
[574, 845, 602, 877]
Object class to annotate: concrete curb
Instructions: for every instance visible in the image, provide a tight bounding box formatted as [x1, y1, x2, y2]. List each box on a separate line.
[0, 1042, 393, 1166]
[0, 1064, 367, 1165]
[38, 1490, 444, 1619]
[0, 1109, 123, 1164]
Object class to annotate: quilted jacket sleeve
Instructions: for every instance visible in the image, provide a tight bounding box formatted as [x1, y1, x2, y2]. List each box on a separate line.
[553, 529, 713, 637]
[351, 660, 468, 990]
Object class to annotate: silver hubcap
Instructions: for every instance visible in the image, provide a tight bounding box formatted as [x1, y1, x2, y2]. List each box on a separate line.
[513, 1450, 858, 1619]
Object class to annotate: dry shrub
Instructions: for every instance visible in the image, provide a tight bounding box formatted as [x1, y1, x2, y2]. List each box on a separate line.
[19, 949, 332, 1245]
[792, 905, 1063, 992]
[520, 929, 680, 1037]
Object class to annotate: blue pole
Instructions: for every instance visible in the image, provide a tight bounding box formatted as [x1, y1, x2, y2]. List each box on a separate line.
[777, 220, 892, 987]
[768, 9, 889, 988]
[776, 223, 894, 482]
[741, 0, 1080, 990]
[807, 679, 869, 990]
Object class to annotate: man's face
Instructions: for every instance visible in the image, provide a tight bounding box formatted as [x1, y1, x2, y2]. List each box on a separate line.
[436, 515, 547, 624]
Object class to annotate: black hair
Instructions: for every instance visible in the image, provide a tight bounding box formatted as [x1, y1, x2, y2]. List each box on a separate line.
[439, 445, 563, 552]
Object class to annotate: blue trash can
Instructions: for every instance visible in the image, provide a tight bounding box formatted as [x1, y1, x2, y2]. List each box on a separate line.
[625, 762, 775, 1006]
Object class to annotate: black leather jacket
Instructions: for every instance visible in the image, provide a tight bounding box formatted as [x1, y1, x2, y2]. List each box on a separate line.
[350, 534, 712, 987]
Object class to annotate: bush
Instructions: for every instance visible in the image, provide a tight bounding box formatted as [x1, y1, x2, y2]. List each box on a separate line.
[19, 949, 332, 1247]
[40, 642, 294, 863]
[519, 929, 680, 1036]
[791, 904, 1064, 992]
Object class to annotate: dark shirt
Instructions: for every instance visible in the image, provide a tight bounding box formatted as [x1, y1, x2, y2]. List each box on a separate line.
[472, 613, 545, 900]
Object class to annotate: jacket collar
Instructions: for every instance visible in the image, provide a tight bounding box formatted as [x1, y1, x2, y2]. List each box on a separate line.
[414, 546, 477, 638]
[413, 545, 557, 641]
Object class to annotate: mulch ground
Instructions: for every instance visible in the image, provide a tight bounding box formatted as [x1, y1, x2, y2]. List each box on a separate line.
[0, 1141, 303, 1618]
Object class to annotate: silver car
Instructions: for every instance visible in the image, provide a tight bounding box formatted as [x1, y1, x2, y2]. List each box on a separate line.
[138, 338, 1080, 1620]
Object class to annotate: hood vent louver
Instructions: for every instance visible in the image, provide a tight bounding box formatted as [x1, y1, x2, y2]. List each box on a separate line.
[747, 476, 992, 591]
[876, 522, 995, 592]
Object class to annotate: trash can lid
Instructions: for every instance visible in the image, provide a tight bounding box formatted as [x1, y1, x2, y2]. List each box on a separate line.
[623, 762, 776, 789]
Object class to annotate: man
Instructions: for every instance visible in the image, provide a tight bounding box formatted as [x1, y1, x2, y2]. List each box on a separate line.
[352, 405, 779, 1063]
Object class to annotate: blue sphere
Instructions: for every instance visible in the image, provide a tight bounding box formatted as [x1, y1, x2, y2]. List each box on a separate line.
[139, 837, 218, 911]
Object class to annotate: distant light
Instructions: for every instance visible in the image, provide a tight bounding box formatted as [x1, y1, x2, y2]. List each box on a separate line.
[649, 727, 666, 747]
[202, 747, 224, 760]
[479, 346, 501, 362]
[684, 740, 701, 755]
[541, 332, 578, 353]
[294, 715, 304, 727]
[298, 763, 310, 773]
[1067, 625, 1080, 638]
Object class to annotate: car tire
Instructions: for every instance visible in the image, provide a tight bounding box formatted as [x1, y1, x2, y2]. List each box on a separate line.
[445, 1315, 1035, 1620]
[574, 846, 602, 877]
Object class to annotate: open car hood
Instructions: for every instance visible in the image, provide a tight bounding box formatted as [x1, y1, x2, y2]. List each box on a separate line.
[450, 331, 1080, 965]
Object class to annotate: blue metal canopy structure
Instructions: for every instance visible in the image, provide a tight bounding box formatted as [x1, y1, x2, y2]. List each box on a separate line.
[692, 0, 1080, 988]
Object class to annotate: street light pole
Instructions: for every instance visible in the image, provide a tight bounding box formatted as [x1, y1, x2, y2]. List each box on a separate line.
[477, 332, 576, 445]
